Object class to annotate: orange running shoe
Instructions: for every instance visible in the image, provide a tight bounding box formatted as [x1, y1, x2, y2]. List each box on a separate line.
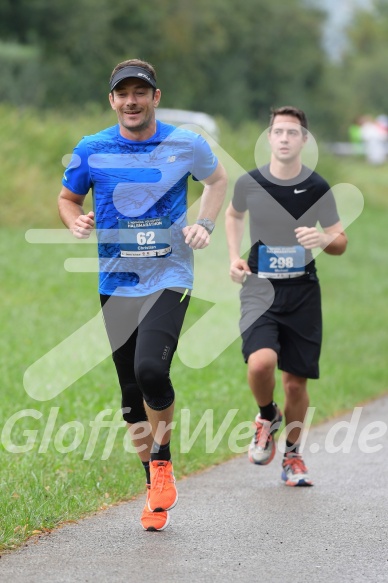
[148, 460, 178, 512]
[141, 486, 170, 531]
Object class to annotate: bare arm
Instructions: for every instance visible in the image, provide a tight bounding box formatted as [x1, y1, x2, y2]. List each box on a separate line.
[294, 221, 348, 255]
[58, 186, 94, 239]
[225, 202, 251, 283]
[182, 161, 228, 249]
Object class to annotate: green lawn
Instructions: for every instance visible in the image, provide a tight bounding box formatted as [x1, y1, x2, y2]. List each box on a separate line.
[1, 107, 387, 549]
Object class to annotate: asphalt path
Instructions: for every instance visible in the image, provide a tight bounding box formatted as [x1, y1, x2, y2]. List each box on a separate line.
[1, 396, 387, 583]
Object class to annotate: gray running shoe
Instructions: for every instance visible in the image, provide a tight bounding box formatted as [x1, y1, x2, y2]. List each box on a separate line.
[281, 453, 313, 486]
[248, 405, 283, 465]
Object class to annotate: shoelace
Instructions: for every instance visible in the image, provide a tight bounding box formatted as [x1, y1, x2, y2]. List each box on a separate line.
[153, 463, 167, 492]
[153, 463, 173, 492]
[283, 455, 307, 474]
[254, 419, 273, 449]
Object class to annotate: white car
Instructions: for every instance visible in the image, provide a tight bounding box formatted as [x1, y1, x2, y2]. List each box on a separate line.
[155, 108, 220, 141]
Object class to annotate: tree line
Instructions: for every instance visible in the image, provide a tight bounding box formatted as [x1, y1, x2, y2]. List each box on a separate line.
[0, 0, 387, 138]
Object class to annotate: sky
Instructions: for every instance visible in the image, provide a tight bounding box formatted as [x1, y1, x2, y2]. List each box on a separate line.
[318, 0, 373, 59]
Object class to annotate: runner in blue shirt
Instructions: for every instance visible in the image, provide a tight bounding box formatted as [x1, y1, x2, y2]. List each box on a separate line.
[58, 59, 227, 531]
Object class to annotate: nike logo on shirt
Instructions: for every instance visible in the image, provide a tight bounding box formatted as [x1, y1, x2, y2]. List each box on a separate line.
[294, 188, 307, 194]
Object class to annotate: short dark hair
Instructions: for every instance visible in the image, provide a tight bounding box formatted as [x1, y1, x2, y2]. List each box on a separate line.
[110, 59, 157, 94]
[269, 106, 308, 134]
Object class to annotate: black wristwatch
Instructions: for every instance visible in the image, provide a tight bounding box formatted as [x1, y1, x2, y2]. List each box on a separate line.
[196, 218, 215, 234]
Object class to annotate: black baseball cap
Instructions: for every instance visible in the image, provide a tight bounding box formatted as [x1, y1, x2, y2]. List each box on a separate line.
[110, 66, 157, 91]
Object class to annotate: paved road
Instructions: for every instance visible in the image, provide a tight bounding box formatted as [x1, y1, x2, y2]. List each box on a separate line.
[1, 397, 387, 583]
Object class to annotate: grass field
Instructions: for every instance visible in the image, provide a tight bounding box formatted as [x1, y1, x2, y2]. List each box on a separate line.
[1, 106, 387, 550]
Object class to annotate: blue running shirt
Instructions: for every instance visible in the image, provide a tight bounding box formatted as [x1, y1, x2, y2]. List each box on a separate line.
[62, 121, 218, 296]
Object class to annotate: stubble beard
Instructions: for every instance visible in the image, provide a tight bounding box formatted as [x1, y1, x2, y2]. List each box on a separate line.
[121, 110, 153, 135]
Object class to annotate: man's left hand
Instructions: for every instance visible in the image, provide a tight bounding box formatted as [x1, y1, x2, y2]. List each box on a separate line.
[182, 225, 210, 249]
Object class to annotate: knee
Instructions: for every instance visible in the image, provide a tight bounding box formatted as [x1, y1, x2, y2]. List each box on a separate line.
[136, 357, 168, 389]
[135, 357, 174, 411]
[248, 352, 277, 381]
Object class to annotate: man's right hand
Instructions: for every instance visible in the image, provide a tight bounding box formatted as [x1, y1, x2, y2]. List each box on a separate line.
[229, 258, 251, 283]
[72, 211, 95, 239]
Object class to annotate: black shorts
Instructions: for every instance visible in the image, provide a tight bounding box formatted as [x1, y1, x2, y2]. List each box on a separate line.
[240, 276, 322, 379]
